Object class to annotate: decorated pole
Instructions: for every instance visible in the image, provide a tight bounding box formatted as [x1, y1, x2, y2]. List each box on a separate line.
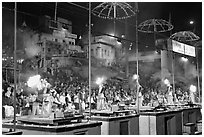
[88, 2, 92, 118]
[13, 2, 17, 131]
[135, 2, 139, 113]
[196, 44, 200, 103]
[113, 4, 116, 36]
[169, 13, 176, 94]
[54, 2, 57, 21]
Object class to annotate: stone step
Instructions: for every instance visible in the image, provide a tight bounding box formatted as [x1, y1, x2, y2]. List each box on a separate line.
[184, 123, 195, 135]
[195, 131, 202, 135]
[2, 131, 23, 135]
[197, 120, 202, 123]
[197, 120, 202, 132]
[183, 132, 189, 135]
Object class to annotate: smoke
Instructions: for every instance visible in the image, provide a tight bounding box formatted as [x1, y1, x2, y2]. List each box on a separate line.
[2, 9, 14, 53]
[3, 8, 41, 58]
[185, 63, 197, 78]
[79, 65, 117, 80]
[19, 29, 41, 58]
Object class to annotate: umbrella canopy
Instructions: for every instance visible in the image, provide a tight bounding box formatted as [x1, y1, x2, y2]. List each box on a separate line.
[138, 19, 173, 33]
[92, 2, 135, 20]
[169, 31, 200, 42]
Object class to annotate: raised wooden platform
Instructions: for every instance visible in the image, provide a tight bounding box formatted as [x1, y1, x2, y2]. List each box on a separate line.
[2, 131, 23, 135]
[17, 115, 84, 126]
[85, 110, 135, 117]
[2, 121, 102, 135]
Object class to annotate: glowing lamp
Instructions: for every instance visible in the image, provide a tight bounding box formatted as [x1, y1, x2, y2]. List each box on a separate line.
[27, 75, 41, 88]
[190, 85, 196, 93]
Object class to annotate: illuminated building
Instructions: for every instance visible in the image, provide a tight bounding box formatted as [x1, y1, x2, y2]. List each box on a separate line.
[84, 35, 122, 66]
[37, 16, 85, 73]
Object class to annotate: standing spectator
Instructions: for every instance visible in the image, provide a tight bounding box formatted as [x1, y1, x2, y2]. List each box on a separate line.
[97, 84, 106, 110]
[31, 91, 40, 116]
[59, 92, 66, 110]
[166, 86, 174, 105]
[73, 92, 80, 110]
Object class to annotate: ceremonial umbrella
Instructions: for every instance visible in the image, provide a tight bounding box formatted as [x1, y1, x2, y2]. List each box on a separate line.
[92, 2, 141, 113]
[169, 31, 200, 42]
[92, 2, 136, 20]
[138, 19, 174, 100]
[138, 19, 173, 33]
[138, 19, 173, 44]
[92, 2, 135, 36]
[169, 31, 201, 103]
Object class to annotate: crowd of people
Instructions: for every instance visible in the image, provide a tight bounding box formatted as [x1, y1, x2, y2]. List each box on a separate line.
[2, 72, 195, 118]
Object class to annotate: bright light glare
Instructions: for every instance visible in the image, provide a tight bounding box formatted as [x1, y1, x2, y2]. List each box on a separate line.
[27, 75, 41, 88]
[117, 41, 122, 45]
[189, 20, 194, 25]
[190, 85, 196, 92]
[181, 57, 188, 62]
[133, 74, 139, 80]
[110, 33, 115, 37]
[96, 77, 104, 85]
[164, 79, 170, 86]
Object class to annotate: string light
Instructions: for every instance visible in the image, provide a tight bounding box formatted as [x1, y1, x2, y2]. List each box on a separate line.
[138, 19, 174, 33]
[92, 2, 135, 20]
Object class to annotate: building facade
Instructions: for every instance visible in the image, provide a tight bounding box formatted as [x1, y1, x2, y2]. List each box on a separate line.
[38, 16, 85, 73]
[84, 35, 122, 66]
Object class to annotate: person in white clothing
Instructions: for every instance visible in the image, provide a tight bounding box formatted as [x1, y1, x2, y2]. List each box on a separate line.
[59, 92, 66, 110]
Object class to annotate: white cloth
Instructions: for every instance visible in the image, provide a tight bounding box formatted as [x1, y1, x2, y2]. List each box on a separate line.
[87, 96, 95, 103]
[59, 95, 66, 105]
[66, 94, 72, 102]
[74, 95, 79, 103]
[3, 105, 14, 117]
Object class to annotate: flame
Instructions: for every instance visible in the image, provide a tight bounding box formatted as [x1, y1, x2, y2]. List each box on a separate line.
[27, 75, 41, 89]
[133, 74, 139, 80]
[164, 79, 170, 86]
[96, 77, 105, 85]
[190, 85, 196, 92]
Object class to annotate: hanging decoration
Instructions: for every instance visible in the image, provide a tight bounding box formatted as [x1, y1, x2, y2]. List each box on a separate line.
[92, 2, 136, 20]
[138, 19, 173, 33]
[169, 31, 200, 42]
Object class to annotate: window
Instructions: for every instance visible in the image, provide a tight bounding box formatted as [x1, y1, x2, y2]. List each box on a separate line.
[62, 23, 69, 30]
[49, 20, 58, 29]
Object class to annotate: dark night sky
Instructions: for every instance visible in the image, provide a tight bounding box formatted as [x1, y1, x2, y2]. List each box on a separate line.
[2, 2, 202, 52]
